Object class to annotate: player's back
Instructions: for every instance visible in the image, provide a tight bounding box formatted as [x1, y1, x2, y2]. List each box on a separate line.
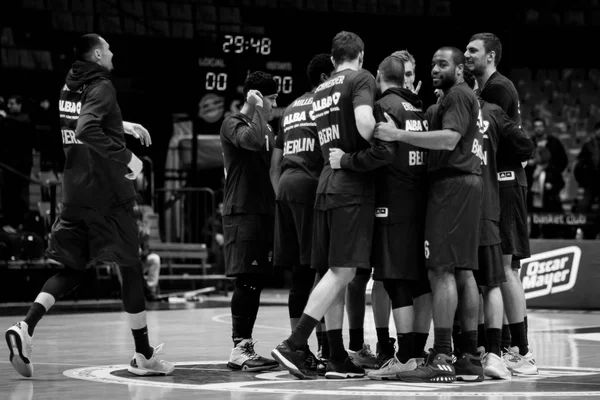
[277, 91, 323, 203]
[479, 100, 502, 221]
[312, 68, 376, 204]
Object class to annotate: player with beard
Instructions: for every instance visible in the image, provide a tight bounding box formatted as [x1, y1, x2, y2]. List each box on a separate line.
[465, 32, 538, 375]
[271, 31, 376, 380]
[375, 47, 484, 383]
[5, 33, 174, 378]
[269, 53, 335, 372]
[328, 52, 432, 379]
[220, 71, 280, 372]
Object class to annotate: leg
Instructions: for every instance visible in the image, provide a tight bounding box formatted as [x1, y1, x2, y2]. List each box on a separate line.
[371, 280, 392, 361]
[345, 270, 369, 351]
[230, 274, 264, 344]
[288, 265, 315, 331]
[429, 268, 458, 354]
[499, 255, 527, 353]
[412, 291, 432, 358]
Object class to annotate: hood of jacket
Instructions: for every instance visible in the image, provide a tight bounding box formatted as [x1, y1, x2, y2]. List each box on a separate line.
[66, 61, 112, 91]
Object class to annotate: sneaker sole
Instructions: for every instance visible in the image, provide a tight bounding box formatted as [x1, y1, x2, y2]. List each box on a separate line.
[271, 349, 316, 380]
[128, 365, 175, 376]
[397, 374, 456, 383]
[5, 330, 33, 378]
[368, 373, 399, 381]
[456, 374, 484, 382]
[484, 366, 512, 380]
[226, 362, 279, 372]
[509, 367, 539, 376]
[325, 371, 365, 379]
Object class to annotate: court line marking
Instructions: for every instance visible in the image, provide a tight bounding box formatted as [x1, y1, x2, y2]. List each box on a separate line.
[0, 361, 91, 367]
[63, 361, 600, 397]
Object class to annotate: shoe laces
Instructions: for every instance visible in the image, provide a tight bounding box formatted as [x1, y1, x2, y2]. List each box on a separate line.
[149, 343, 167, 360]
[380, 357, 399, 369]
[358, 344, 376, 358]
[240, 340, 261, 360]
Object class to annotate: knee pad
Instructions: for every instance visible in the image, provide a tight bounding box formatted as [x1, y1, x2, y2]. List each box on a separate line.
[291, 265, 316, 292]
[383, 280, 414, 309]
[235, 274, 264, 293]
[119, 265, 146, 314]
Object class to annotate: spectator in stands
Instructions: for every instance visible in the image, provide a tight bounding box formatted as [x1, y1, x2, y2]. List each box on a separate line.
[0, 95, 35, 230]
[529, 147, 565, 238]
[531, 117, 569, 173]
[574, 122, 600, 238]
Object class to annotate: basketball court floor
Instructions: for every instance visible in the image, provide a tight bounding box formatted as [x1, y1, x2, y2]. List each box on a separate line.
[2, 290, 600, 400]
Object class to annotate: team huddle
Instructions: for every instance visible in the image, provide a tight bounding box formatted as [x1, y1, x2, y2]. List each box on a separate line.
[5, 31, 536, 385]
[221, 30, 536, 383]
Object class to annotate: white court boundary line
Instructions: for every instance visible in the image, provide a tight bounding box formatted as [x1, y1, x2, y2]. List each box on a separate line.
[63, 361, 600, 397]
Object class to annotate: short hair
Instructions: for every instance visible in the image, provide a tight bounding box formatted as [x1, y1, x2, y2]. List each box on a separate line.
[469, 32, 503, 66]
[331, 31, 364, 65]
[7, 95, 22, 104]
[533, 117, 545, 127]
[243, 71, 278, 98]
[306, 53, 334, 88]
[74, 33, 103, 61]
[391, 50, 416, 67]
[463, 68, 476, 89]
[437, 46, 465, 67]
[378, 55, 405, 87]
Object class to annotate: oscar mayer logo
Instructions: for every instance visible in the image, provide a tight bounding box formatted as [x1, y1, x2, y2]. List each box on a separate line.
[520, 246, 581, 300]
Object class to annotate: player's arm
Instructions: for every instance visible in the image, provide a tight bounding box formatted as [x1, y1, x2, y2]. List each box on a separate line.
[221, 107, 269, 151]
[374, 113, 460, 150]
[355, 105, 376, 143]
[353, 72, 377, 143]
[498, 110, 535, 161]
[336, 104, 395, 171]
[75, 83, 133, 164]
[270, 132, 284, 194]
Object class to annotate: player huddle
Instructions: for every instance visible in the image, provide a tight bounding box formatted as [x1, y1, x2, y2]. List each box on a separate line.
[221, 30, 536, 383]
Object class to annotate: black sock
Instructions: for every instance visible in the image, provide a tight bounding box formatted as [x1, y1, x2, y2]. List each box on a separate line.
[509, 322, 529, 356]
[131, 326, 153, 359]
[486, 328, 502, 356]
[433, 327, 453, 356]
[287, 313, 319, 350]
[501, 324, 512, 349]
[23, 303, 46, 336]
[477, 323, 487, 350]
[524, 316, 529, 346]
[396, 333, 414, 363]
[462, 330, 478, 355]
[349, 328, 364, 352]
[316, 330, 324, 351]
[413, 332, 429, 358]
[232, 316, 251, 346]
[326, 329, 347, 362]
[321, 329, 330, 358]
[376, 327, 389, 347]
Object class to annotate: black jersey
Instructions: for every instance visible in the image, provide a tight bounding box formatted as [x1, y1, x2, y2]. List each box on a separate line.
[220, 108, 275, 216]
[427, 82, 483, 176]
[59, 61, 136, 212]
[312, 68, 377, 209]
[342, 87, 428, 222]
[275, 91, 323, 203]
[480, 71, 527, 187]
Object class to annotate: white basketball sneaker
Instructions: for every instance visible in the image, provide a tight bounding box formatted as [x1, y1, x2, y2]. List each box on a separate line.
[5, 321, 34, 378]
[128, 343, 175, 376]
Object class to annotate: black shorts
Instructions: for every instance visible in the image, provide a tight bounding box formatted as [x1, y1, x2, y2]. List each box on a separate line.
[480, 219, 501, 246]
[223, 214, 274, 277]
[46, 202, 140, 270]
[274, 200, 313, 267]
[475, 244, 506, 287]
[511, 255, 523, 270]
[372, 220, 424, 281]
[311, 203, 374, 273]
[499, 185, 531, 258]
[424, 174, 483, 270]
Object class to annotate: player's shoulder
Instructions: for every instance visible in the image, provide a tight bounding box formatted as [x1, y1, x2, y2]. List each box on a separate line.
[487, 72, 518, 93]
[445, 82, 478, 103]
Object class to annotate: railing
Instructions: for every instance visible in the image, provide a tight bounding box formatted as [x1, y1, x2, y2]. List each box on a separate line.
[154, 187, 217, 246]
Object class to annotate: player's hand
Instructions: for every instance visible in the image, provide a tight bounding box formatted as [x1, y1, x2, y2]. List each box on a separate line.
[246, 90, 264, 107]
[329, 148, 345, 169]
[434, 89, 444, 104]
[521, 161, 528, 168]
[374, 112, 398, 142]
[215, 233, 224, 246]
[123, 121, 152, 146]
[126, 153, 143, 180]
[406, 80, 422, 95]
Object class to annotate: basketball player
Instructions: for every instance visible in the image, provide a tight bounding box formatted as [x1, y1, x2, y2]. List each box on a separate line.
[329, 52, 431, 380]
[375, 47, 484, 383]
[5, 33, 174, 378]
[220, 71, 279, 371]
[271, 31, 376, 380]
[465, 32, 538, 375]
[270, 53, 335, 371]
